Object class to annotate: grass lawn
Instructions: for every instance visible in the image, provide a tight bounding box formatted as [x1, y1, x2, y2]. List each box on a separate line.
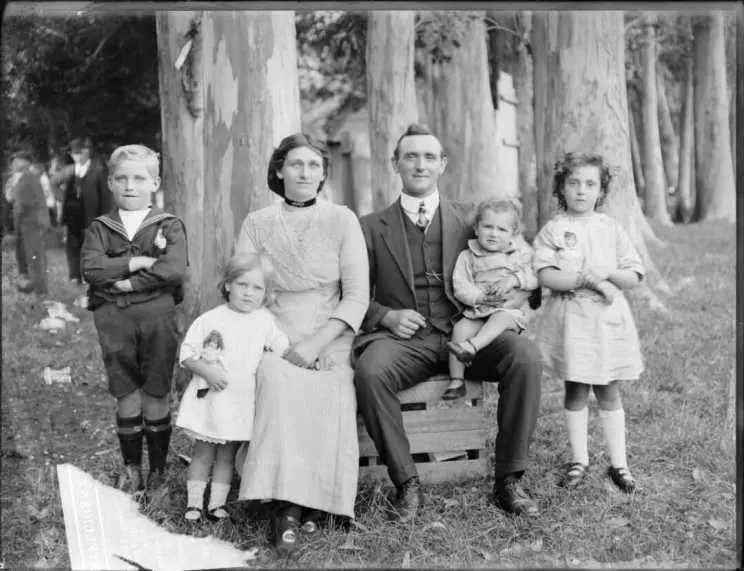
[0, 220, 737, 569]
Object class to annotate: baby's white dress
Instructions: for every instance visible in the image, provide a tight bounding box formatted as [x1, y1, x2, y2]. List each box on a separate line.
[533, 212, 645, 385]
[175, 304, 289, 443]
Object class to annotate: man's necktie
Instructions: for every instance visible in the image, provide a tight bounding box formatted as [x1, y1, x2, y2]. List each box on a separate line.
[416, 200, 429, 230]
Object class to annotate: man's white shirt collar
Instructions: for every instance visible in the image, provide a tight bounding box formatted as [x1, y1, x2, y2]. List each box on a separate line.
[400, 191, 440, 224]
[76, 160, 91, 178]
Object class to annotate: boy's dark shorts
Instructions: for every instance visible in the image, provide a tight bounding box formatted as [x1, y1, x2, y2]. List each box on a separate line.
[93, 295, 178, 399]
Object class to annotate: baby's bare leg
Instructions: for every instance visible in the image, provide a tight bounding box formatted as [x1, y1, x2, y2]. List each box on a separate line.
[470, 312, 518, 351]
[448, 318, 483, 382]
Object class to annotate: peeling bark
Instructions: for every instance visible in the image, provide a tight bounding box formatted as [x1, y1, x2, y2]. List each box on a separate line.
[656, 66, 679, 193]
[157, 10, 301, 325]
[692, 12, 736, 222]
[366, 12, 418, 211]
[676, 56, 695, 223]
[515, 12, 538, 243]
[639, 15, 672, 225]
[418, 12, 502, 204]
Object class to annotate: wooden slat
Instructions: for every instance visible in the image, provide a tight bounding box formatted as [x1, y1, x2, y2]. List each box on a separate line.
[398, 379, 483, 404]
[357, 407, 487, 437]
[358, 428, 487, 457]
[359, 458, 488, 485]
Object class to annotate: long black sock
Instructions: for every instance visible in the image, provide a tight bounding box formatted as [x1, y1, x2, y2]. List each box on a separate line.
[144, 414, 171, 472]
[117, 414, 144, 466]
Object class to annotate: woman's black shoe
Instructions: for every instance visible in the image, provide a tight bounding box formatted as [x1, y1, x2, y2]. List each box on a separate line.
[301, 509, 324, 535]
[274, 504, 301, 553]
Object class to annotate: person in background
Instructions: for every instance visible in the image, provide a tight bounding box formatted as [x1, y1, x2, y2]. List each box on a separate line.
[8, 150, 50, 294]
[61, 136, 112, 284]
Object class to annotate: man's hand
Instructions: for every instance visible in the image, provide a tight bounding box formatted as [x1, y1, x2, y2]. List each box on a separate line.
[128, 256, 157, 273]
[112, 279, 133, 292]
[283, 339, 324, 369]
[380, 309, 427, 339]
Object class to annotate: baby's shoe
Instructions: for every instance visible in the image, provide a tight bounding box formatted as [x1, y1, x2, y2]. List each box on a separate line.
[446, 340, 478, 366]
[442, 378, 466, 400]
[607, 465, 636, 493]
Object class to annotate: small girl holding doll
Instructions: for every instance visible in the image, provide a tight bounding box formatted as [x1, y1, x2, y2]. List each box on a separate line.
[176, 253, 289, 522]
[444, 199, 538, 400]
[533, 151, 644, 493]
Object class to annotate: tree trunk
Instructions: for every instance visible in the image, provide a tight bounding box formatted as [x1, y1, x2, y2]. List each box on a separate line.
[532, 11, 668, 308]
[639, 14, 672, 226]
[656, 66, 679, 193]
[157, 10, 301, 328]
[692, 13, 736, 222]
[515, 12, 538, 243]
[366, 12, 418, 211]
[627, 102, 645, 201]
[676, 56, 695, 223]
[420, 12, 502, 204]
[718, 369, 736, 456]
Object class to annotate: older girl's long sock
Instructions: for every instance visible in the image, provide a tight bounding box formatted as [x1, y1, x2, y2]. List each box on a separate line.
[565, 407, 589, 465]
[599, 408, 627, 468]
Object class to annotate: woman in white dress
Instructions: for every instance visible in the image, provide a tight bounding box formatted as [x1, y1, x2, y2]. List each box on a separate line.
[234, 133, 369, 551]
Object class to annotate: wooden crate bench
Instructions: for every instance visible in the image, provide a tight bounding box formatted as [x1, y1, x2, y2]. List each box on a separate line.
[358, 375, 489, 485]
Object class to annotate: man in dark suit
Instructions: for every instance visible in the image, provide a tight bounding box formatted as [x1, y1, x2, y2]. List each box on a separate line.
[352, 124, 542, 521]
[9, 151, 50, 294]
[61, 136, 112, 283]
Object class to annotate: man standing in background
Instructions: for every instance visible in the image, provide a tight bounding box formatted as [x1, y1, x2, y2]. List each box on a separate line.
[60, 136, 111, 284]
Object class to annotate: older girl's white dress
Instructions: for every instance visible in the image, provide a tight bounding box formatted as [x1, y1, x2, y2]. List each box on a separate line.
[175, 304, 289, 443]
[533, 212, 644, 385]
[234, 199, 369, 519]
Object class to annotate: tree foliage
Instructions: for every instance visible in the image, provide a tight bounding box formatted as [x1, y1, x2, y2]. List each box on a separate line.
[1, 8, 159, 163]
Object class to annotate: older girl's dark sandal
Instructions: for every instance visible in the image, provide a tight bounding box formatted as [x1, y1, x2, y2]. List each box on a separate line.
[607, 466, 636, 493]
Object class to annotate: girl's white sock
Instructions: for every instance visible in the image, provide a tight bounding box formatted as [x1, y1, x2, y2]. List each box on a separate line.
[565, 407, 589, 465]
[599, 408, 627, 468]
[208, 482, 231, 511]
[186, 479, 207, 509]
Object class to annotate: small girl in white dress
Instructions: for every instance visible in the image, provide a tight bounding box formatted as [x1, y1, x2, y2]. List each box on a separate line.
[533, 151, 644, 493]
[176, 253, 289, 522]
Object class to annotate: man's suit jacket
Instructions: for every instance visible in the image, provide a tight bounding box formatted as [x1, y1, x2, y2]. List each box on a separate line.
[13, 168, 50, 230]
[352, 198, 475, 355]
[61, 158, 111, 234]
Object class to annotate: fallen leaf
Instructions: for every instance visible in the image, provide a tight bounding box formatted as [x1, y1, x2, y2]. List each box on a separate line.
[401, 550, 411, 568]
[474, 547, 493, 560]
[500, 542, 524, 556]
[708, 518, 728, 531]
[242, 547, 259, 561]
[692, 468, 703, 481]
[443, 499, 459, 509]
[607, 517, 630, 529]
[530, 538, 543, 552]
[350, 520, 369, 532]
[424, 521, 447, 532]
[338, 534, 362, 552]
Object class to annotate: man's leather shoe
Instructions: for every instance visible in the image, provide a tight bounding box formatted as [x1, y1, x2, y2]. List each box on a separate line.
[492, 474, 539, 516]
[395, 476, 424, 522]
